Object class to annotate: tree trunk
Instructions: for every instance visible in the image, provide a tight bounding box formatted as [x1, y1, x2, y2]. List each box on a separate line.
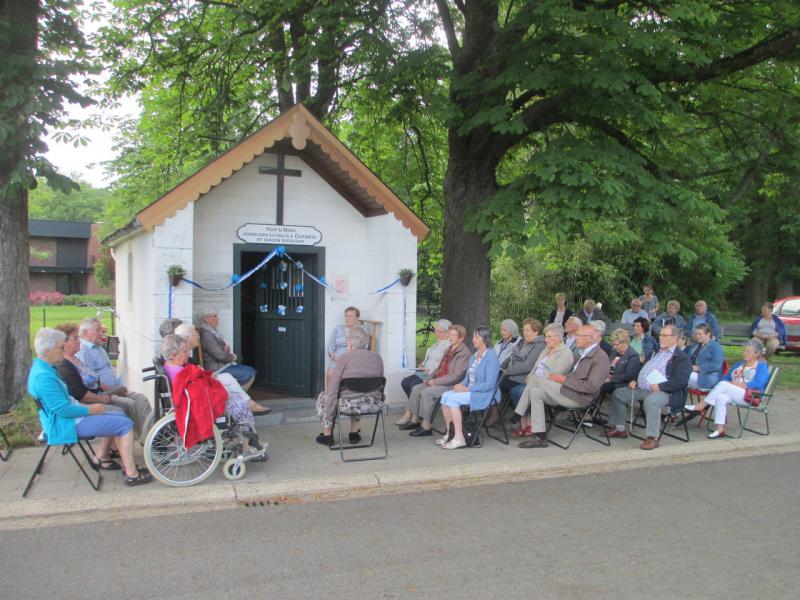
[441, 137, 497, 337]
[0, 0, 39, 410]
[744, 271, 770, 315]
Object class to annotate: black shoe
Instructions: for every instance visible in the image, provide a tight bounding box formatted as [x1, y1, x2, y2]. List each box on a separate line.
[349, 431, 362, 444]
[316, 433, 333, 446]
[409, 427, 432, 437]
[510, 413, 521, 425]
[398, 421, 421, 431]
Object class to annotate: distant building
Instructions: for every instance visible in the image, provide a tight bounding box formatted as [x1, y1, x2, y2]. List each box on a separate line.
[29, 220, 110, 295]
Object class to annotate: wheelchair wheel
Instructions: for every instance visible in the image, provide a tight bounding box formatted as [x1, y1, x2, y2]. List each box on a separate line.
[144, 413, 222, 487]
[222, 458, 246, 481]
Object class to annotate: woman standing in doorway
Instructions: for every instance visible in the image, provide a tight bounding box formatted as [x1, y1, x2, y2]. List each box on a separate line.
[327, 306, 366, 388]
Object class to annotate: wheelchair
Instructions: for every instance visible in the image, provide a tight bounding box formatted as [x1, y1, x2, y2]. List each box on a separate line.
[142, 360, 268, 486]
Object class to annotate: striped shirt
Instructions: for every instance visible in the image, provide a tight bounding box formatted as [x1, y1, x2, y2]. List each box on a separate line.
[77, 339, 121, 388]
[636, 347, 675, 391]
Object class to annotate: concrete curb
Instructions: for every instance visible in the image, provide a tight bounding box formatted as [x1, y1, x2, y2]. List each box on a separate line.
[2, 432, 799, 529]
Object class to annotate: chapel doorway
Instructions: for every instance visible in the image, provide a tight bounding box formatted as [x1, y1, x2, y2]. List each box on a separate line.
[235, 245, 325, 397]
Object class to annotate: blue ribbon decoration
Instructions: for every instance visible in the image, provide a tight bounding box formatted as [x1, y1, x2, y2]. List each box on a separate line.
[168, 281, 173, 318]
[371, 277, 401, 295]
[180, 246, 284, 292]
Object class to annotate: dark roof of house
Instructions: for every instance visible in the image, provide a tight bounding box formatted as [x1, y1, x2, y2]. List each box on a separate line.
[29, 220, 92, 239]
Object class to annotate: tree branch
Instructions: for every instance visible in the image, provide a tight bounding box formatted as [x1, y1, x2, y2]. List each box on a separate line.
[434, 0, 461, 61]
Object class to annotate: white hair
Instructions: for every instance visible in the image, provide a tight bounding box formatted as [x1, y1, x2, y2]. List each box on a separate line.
[195, 308, 219, 325]
[346, 327, 370, 350]
[160, 334, 187, 361]
[435, 319, 453, 332]
[175, 323, 197, 338]
[34, 327, 66, 357]
[589, 320, 606, 334]
[78, 317, 101, 336]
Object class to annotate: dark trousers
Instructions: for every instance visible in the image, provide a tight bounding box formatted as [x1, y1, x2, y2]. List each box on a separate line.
[401, 374, 424, 399]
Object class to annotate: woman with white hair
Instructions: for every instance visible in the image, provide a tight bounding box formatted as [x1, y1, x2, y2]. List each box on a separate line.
[493, 319, 519, 365]
[196, 308, 257, 389]
[684, 339, 770, 439]
[28, 328, 152, 486]
[176, 323, 269, 416]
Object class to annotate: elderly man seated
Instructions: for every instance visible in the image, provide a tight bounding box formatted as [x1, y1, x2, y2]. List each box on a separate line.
[316, 327, 384, 446]
[396, 318, 452, 424]
[621, 298, 649, 325]
[606, 324, 691, 450]
[563, 316, 583, 360]
[577, 299, 611, 327]
[76, 317, 152, 439]
[517, 325, 610, 449]
[684, 300, 720, 341]
[29, 328, 152, 486]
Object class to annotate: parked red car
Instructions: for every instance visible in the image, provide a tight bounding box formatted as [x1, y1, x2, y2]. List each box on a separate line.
[773, 296, 800, 351]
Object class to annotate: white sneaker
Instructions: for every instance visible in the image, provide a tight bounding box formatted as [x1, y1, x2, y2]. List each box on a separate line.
[442, 438, 466, 450]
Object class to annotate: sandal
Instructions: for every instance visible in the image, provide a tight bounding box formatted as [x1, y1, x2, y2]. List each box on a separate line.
[511, 426, 532, 438]
[124, 471, 153, 487]
[109, 449, 121, 460]
[94, 457, 122, 471]
[248, 401, 272, 415]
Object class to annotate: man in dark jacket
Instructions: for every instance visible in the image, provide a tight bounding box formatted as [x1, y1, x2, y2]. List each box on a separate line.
[606, 324, 691, 450]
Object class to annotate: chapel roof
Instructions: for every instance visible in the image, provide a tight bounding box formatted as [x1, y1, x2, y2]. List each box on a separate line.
[103, 104, 429, 246]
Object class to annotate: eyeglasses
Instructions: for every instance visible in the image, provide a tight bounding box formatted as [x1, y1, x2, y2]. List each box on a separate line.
[659, 333, 676, 337]
[576, 333, 593, 338]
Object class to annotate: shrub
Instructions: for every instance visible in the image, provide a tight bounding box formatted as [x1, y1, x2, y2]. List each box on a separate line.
[28, 291, 64, 305]
[61, 294, 113, 306]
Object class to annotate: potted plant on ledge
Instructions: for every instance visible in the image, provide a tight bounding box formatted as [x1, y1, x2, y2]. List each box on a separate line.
[167, 264, 186, 287]
[398, 268, 415, 286]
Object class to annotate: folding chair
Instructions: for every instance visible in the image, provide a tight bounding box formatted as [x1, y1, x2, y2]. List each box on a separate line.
[735, 366, 780, 438]
[462, 372, 508, 448]
[329, 377, 388, 462]
[22, 398, 101, 498]
[688, 361, 728, 429]
[0, 409, 11, 461]
[544, 390, 610, 450]
[629, 395, 690, 443]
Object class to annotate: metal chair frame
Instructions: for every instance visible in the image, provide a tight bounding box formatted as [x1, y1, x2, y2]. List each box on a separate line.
[544, 391, 610, 450]
[462, 374, 509, 448]
[0, 420, 12, 462]
[629, 397, 691, 443]
[23, 398, 101, 498]
[734, 366, 781, 438]
[329, 377, 388, 462]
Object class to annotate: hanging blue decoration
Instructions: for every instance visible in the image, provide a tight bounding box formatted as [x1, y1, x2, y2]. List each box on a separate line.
[275, 245, 286, 256]
[295, 261, 303, 270]
[277, 305, 286, 316]
[279, 281, 288, 290]
[279, 261, 288, 272]
[294, 283, 304, 292]
[295, 305, 304, 314]
[259, 304, 269, 313]
[259, 282, 267, 289]
[230, 274, 240, 283]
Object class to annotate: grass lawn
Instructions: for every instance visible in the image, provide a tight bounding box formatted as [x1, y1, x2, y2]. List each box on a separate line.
[29, 305, 115, 353]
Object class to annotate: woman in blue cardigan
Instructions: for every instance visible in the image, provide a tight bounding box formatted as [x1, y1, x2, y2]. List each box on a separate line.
[28, 328, 152, 486]
[685, 339, 770, 439]
[437, 326, 501, 450]
[686, 324, 725, 390]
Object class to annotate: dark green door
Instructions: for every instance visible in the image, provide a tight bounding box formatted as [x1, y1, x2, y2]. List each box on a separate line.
[238, 249, 320, 397]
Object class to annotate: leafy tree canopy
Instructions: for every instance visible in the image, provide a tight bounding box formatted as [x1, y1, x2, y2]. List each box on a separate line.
[28, 177, 111, 222]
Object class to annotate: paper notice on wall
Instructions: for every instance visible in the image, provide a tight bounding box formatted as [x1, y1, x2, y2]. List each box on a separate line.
[191, 273, 233, 308]
[332, 274, 349, 301]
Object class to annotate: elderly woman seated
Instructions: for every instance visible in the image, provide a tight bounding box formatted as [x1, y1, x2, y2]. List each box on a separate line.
[600, 329, 641, 395]
[630, 317, 658, 362]
[437, 326, 501, 450]
[197, 308, 257, 389]
[685, 324, 724, 390]
[685, 339, 770, 438]
[316, 327, 384, 446]
[29, 328, 152, 486]
[493, 319, 520, 365]
[176, 323, 270, 415]
[161, 335, 265, 457]
[651, 300, 685, 336]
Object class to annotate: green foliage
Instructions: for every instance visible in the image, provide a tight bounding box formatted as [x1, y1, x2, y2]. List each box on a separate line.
[61, 294, 112, 306]
[0, 0, 95, 198]
[0, 396, 41, 448]
[28, 177, 110, 222]
[93, 246, 115, 289]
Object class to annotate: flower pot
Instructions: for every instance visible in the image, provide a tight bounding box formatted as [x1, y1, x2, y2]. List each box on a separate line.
[170, 274, 183, 287]
[399, 274, 413, 286]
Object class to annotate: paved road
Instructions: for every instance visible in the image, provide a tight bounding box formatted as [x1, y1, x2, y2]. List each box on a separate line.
[3, 453, 799, 599]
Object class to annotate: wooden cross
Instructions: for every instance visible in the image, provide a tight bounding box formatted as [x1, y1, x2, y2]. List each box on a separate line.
[258, 153, 302, 225]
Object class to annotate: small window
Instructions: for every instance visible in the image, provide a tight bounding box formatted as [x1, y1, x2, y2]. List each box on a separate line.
[127, 252, 133, 302]
[779, 299, 800, 316]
